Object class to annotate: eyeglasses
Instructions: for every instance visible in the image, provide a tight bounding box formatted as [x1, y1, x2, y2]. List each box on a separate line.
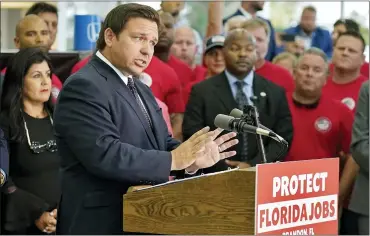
[23, 110, 58, 154]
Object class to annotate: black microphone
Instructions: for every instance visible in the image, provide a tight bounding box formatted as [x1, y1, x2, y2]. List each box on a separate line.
[229, 108, 288, 144]
[214, 114, 276, 138]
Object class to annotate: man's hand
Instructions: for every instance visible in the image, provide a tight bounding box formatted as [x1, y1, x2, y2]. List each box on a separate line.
[186, 128, 238, 172]
[35, 209, 57, 234]
[170, 126, 211, 170]
[171, 127, 238, 171]
[225, 160, 251, 169]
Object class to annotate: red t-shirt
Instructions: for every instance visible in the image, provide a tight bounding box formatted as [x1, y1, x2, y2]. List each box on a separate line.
[322, 75, 368, 113]
[360, 62, 369, 77]
[255, 61, 295, 92]
[192, 65, 207, 83]
[183, 66, 208, 105]
[285, 93, 354, 162]
[329, 62, 369, 78]
[144, 56, 185, 113]
[167, 55, 193, 88]
[1, 67, 62, 102]
[71, 55, 91, 74]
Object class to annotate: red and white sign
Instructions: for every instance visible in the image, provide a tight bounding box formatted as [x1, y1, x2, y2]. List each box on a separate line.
[255, 158, 339, 235]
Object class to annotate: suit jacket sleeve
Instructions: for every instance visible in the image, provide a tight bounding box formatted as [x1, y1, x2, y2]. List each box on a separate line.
[351, 81, 369, 174]
[54, 76, 172, 184]
[247, 91, 293, 166]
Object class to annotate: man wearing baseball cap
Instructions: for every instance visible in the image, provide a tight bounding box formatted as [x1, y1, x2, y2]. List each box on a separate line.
[183, 35, 226, 104]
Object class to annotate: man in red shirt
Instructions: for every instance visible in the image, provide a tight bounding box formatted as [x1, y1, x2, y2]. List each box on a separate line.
[285, 48, 353, 162]
[242, 18, 295, 92]
[1, 15, 62, 102]
[285, 48, 357, 234]
[330, 19, 369, 78]
[154, 12, 193, 88]
[322, 30, 367, 234]
[323, 31, 368, 113]
[170, 26, 198, 69]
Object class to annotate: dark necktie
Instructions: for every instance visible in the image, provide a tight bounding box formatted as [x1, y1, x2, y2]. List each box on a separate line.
[235, 81, 249, 161]
[127, 77, 153, 129]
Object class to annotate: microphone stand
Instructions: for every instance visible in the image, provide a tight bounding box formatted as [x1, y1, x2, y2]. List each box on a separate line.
[242, 105, 268, 164]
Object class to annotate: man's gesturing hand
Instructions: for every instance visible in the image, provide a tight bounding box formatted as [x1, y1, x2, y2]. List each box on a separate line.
[170, 127, 238, 172]
[186, 128, 238, 172]
[170, 127, 211, 171]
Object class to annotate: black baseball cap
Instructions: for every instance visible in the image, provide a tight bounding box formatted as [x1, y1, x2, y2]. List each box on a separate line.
[205, 35, 225, 54]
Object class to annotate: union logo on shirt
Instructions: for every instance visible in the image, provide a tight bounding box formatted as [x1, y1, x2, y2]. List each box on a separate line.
[341, 97, 356, 110]
[314, 117, 332, 133]
[51, 86, 60, 99]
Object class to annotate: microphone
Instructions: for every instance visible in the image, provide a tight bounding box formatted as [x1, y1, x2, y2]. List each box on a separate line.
[229, 108, 288, 144]
[214, 114, 276, 138]
[230, 108, 275, 133]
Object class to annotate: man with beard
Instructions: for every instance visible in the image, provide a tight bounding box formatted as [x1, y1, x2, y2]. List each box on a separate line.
[282, 6, 332, 58]
[223, 1, 277, 62]
[183, 29, 293, 173]
[0, 15, 62, 102]
[154, 12, 193, 88]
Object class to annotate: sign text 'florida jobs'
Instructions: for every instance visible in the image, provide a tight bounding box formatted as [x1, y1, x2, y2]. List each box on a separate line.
[254, 158, 339, 235]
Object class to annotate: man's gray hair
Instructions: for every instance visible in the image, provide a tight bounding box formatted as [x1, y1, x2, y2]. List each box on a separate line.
[297, 47, 329, 71]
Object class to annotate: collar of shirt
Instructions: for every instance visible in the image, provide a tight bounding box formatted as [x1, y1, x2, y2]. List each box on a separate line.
[225, 70, 254, 105]
[96, 50, 128, 85]
[238, 7, 253, 19]
[298, 28, 316, 49]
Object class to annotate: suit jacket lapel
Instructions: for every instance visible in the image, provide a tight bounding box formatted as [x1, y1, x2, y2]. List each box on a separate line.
[135, 82, 163, 150]
[252, 74, 268, 114]
[90, 56, 158, 149]
[213, 72, 238, 112]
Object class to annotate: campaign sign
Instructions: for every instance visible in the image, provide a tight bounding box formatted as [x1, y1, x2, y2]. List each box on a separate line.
[255, 158, 339, 235]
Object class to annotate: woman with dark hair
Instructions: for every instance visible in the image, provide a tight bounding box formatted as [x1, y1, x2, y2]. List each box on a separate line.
[0, 47, 60, 235]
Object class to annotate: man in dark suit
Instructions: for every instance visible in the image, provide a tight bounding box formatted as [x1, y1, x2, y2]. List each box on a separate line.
[183, 29, 293, 173]
[53, 3, 238, 235]
[223, 1, 277, 61]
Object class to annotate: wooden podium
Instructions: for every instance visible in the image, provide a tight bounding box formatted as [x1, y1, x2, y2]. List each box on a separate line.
[123, 168, 256, 235]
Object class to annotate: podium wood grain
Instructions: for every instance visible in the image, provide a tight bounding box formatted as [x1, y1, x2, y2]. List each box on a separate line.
[123, 169, 256, 235]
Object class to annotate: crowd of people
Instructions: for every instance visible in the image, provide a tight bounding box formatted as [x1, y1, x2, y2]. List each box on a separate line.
[0, 1, 368, 235]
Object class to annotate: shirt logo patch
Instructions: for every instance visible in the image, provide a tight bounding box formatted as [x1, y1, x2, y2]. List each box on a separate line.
[341, 97, 356, 110]
[51, 86, 60, 99]
[315, 117, 332, 133]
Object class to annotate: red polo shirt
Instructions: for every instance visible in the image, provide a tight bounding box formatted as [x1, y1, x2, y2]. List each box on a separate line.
[182, 66, 208, 105]
[322, 75, 368, 113]
[1, 67, 62, 103]
[285, 93, 353, 162]
[71, 55, 91, 74]
[167, 55, 193, 88]
[144, 56, 185, 113]
[255, 61, 295, 92]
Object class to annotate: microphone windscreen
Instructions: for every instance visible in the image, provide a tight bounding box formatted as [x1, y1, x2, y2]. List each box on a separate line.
[214, 114, 233, 130]
[229, 108, 243, 118]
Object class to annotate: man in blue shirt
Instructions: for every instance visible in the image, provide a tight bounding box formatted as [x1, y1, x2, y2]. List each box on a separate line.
[223, 1, 277, 61]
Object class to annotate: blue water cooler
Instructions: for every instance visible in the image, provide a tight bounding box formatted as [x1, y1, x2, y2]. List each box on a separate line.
[74, 15, 101, 51]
